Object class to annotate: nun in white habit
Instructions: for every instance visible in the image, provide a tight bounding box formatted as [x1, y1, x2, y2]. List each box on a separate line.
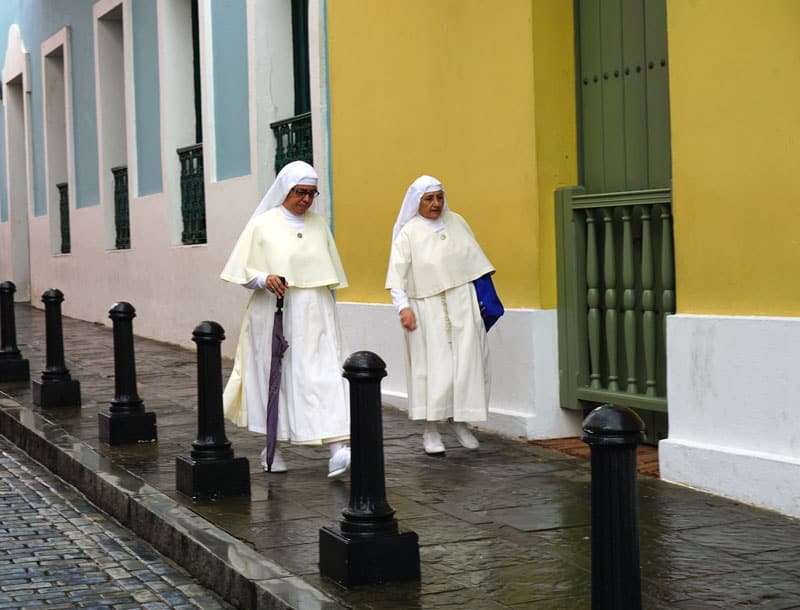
[385, 175, 494, 455]
[220, 161, 351, 478]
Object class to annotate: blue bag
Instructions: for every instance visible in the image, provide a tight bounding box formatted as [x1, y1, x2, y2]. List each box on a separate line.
[473, 273, 504, 331]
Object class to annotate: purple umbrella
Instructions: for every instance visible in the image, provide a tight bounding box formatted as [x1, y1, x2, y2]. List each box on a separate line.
[265, 277, 289, 471]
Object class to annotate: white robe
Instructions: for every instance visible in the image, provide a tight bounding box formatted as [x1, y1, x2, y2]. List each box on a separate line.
[386, 211, 493, 422]
[221, 208, 349, 444]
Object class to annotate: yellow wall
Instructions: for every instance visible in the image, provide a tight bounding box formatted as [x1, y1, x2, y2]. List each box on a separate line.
[327, 0, 576, 309]
[668, 1, 800, 316]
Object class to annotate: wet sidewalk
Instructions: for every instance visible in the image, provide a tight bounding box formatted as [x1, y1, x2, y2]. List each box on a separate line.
[2, 303, 800, 609]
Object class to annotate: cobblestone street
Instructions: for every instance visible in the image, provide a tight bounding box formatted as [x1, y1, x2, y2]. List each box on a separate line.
[0, 436, 230, 609]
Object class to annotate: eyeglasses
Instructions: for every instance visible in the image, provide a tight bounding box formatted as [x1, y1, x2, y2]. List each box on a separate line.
[292, 187, 319, 199]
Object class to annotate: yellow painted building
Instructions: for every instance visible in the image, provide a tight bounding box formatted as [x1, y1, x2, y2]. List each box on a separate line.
[328, 0, 576, 310]
[327, 0, 583, 444]
[668, 0, 800, 317]
[326, 0, 800, 518]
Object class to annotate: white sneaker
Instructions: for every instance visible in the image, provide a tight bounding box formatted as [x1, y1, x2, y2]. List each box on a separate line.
[423, 429, 446, 455]
[328, 447, 351, 479]
[261, 447, 288, 473]
[452, 422, 480, 449]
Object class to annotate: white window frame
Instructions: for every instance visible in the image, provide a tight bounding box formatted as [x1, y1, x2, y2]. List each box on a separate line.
[41, 27, 75, 255]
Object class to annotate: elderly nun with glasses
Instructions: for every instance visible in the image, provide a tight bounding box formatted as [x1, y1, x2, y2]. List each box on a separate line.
[385, 175, 494, 455]
[220, 161, 351, 478]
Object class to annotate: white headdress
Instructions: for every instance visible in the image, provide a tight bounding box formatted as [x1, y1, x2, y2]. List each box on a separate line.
[248, 160, 319, 224]
[390, 175, 449, 242]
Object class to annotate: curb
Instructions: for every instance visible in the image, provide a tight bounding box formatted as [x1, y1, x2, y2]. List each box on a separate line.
[0, 393, 343, 610]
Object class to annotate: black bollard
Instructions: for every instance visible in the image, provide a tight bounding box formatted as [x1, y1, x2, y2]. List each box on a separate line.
[176, 321, 250, 500]
[0, 281, 30, 382]
[31, 289, 81, 407]
[98, 302, 157, 444]
[581, 404, 645, 610]
[319, 351, 420, 588]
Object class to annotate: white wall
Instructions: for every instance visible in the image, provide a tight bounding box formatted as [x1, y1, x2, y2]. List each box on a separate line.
[338, 303, 582, 441]
[2, 25, 32, 301]
[17, 0, 301, 353]
[660, 314, 800, 517]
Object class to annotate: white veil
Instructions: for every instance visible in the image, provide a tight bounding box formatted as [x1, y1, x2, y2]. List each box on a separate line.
[390, 175, 449, 242]
[247, 160, 319, 225]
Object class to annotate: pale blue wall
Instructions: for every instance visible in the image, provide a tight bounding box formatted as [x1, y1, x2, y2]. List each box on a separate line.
[0, 0, 99, 216]
[211, 0, 250, 181]
[131, 0, 162, 196]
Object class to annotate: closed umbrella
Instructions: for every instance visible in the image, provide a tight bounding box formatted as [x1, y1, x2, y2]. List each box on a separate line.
[265, 277, 289, 471]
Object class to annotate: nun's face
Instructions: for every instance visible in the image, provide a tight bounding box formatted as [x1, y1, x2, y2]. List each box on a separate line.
[282, 185, 318, 215]
[418, 190, 445, 219]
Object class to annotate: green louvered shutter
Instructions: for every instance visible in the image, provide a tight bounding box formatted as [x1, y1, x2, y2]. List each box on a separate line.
[577, 0, 670, 192]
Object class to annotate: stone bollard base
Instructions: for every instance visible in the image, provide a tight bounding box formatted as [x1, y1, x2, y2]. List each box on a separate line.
[0, 359, 30, 383]
[32, 379, 81, 407]
[175, 454, 250, 500]
[319, 526, 420, 588]
[98, 411, 157, 445]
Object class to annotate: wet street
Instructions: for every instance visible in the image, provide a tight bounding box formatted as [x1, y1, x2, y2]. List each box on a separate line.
[0, 435, 230, 608]
[2, 303, 800, 608]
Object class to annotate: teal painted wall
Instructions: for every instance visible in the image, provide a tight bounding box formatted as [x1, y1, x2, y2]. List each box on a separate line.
[0, 0, 99, 215]
[211, 0, 250, 181]
[131, 0, 162, 196]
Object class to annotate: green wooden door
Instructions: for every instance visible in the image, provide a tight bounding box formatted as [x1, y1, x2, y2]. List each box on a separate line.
[556, 0, 674, 444]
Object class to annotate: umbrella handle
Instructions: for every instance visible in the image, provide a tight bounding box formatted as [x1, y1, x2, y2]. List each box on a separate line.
[276, 276, 287, 310]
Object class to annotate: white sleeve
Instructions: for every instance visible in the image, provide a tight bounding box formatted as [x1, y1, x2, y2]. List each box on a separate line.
[391, 288, 410, 313]
[244, 272, 268, 290]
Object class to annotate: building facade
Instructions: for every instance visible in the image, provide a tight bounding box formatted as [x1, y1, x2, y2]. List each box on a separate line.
[2, 0, 800, 518]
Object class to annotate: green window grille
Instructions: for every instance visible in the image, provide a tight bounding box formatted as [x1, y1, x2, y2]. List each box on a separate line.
[270, 112, 312, 175]
[111, 166, 130, 249]
[56, 182, 70, 254]
[177, 144, 206, 245]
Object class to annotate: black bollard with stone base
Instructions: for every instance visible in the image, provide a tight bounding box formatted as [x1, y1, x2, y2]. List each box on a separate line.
[98, 302, 157, 445]
[0, 281, 30, 382]
[176, 321, 250, 500]
[319, 351, 420, 588]
[581, 404, 645, 610]
[32, 289, 81, 407]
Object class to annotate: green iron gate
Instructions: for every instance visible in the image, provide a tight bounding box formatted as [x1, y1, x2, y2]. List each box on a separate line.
[556, 0, 673, 443]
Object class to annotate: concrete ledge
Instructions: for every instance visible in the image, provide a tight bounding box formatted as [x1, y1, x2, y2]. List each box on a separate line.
[0, 396, 342, 610]
[660, 437, 800, 518]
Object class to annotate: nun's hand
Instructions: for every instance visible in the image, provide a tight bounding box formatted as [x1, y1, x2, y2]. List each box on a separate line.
[266, 274, 286, 298]
[399, 307, 416, 331]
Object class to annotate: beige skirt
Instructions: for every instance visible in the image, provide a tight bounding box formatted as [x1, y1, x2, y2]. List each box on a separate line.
[223, 287, 349, 444]
[404, 282, 490, 422]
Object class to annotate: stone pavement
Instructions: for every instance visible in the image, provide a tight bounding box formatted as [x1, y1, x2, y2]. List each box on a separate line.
[2, 303, 800, 609]
[0, 434, 232, 609]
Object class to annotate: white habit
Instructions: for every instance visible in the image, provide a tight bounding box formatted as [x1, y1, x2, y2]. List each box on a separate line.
[386, 210, 494, 422]
[221, 206, 349, 444]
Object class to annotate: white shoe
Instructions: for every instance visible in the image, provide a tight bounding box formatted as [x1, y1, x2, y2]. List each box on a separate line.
[261, 447, 288, 473]
[328, 447, 351, 479]
[452, 422, 480, 449]
[423, 429, 446, 455]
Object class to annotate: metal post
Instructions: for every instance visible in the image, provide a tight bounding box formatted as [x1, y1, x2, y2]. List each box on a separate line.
[98, 302, 157, 444]
[0, 281, 30, 382]
[319, 351, 420, 588]
[341, 351, 397, 535]
[31, 289, 81, 407]
[176, 321, 249, 500]
[581, 404, 644, 610]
